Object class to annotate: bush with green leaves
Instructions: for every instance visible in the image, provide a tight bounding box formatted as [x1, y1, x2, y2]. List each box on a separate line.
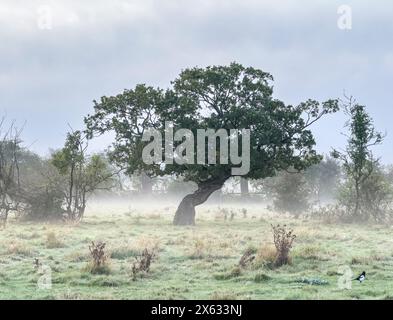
[338, 165, 393, 222]
[20, 157, 65, 220]
[51, 131, 117, 221]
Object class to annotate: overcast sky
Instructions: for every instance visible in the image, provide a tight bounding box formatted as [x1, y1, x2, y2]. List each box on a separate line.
[1, 0, 392, 161]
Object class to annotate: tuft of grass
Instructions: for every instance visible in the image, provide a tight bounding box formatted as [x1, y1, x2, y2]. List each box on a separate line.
[91, 277, 123, 287]
[295, 245, 323, 260]
[326, 270, 340, 276]
[66, 251, 88, 262]
[46, 232, 64, 249]
[210, 291, 238, 300]
[110, 247, 139, 260]
[189, 238, 212, 259]
[83, 261, 111, 275]
[5, 241, 33, 256]
[17, 232, 40, 240]
[254, 272, 271, 283]
[254, 245, 277, 269]
[214, 266, 242, 280]
[132, 236, 160, 253]
[350, 256, 375, 265]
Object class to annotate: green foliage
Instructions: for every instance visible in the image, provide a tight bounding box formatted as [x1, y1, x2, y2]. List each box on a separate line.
[253, 155, 341, 215]
[252, 170, 311, 215]
[332, 98, 390, 222]
[164, 176, 197, 196]
[85, 62, 338, 190]
[338, 165, 393, 222]
[271, 171, 311, 216]
[51, 131, 116, 221]
[20, 155, 65, 220]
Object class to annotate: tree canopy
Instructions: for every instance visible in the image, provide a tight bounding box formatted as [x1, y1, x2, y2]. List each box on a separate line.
[85, 62, 339, 225]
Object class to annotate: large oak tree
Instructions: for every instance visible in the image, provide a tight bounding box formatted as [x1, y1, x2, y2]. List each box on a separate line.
[85, 63, 339, 225]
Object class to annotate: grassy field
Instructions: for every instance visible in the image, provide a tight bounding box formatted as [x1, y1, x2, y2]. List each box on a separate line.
[1, 201, 393, 300]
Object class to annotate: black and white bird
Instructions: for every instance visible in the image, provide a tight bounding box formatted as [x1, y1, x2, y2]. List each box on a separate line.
[354, 271, 366, 283]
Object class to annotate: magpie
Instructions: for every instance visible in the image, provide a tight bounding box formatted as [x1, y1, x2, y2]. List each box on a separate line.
[354, 271, 366, 283]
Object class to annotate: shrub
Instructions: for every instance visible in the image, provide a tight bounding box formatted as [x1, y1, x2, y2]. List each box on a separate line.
[271, 224, 296, 267]
[46, 232, 64, 249]
[87, 241, 110, 274]
[270, 172, 311, 216]
[23, 184, 65, 221]
[131, 248, 156, 280]
[338, 166, 393, 223]
[19, 157, 65, 221]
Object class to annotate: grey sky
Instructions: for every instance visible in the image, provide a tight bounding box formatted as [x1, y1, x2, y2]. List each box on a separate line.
[1, 0, 392, 161]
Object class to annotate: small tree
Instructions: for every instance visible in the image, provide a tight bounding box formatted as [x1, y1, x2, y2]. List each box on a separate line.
[332, 97, 386, 221]
[0, 120, 23, 228]
[51, 131, 117, 221]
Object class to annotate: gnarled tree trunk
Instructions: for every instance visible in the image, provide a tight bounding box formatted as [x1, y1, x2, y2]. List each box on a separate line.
[173, 176, 229, 226]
